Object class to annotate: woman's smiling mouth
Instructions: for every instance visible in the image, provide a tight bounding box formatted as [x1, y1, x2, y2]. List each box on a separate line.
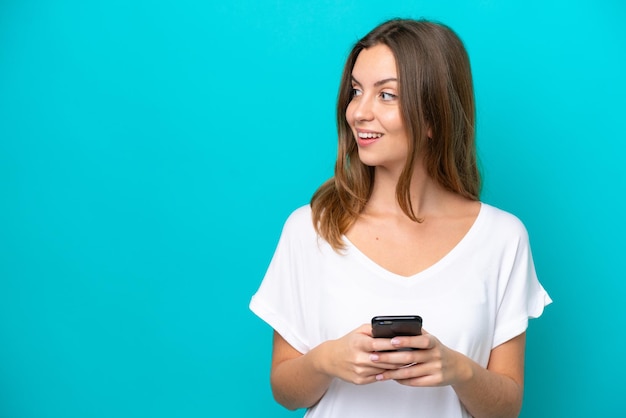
[356, 130, 383, 146]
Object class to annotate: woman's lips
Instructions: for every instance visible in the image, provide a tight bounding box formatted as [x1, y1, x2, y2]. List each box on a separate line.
[357, 137, 380, 146]
[356, 131, 383, 146]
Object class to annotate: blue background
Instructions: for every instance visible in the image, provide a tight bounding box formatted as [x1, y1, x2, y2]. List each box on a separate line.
[1, 0, 624, 417]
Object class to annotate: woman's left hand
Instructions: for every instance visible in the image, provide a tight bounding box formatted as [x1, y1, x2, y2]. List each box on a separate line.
[370, 329, 472, 387]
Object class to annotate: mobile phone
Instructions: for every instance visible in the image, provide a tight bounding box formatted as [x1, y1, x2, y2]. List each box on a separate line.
[371, 315, 423, 339]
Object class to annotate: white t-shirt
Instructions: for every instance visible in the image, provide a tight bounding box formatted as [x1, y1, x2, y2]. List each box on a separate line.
[250, 203, 551, 418]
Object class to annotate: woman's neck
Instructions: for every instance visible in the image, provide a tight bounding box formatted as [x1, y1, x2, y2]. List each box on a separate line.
[365, 163, 458, 220]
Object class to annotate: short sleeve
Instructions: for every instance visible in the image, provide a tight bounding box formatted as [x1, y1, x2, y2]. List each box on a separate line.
[249, 209, 311, 354]
[492, 223, 552, 348]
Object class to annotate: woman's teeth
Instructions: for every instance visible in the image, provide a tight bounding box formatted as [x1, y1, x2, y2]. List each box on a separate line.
[358, 132, 383, 139]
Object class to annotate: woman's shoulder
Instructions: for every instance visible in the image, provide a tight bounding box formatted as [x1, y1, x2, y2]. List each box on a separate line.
[284, 204, 313, 224]
[280, 204, 315, 235]
[479, 202, 530, 239]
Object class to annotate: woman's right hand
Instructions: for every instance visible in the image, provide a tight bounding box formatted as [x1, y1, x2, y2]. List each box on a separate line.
[318, 324, 398, 385]
[270, 325, 399, 409]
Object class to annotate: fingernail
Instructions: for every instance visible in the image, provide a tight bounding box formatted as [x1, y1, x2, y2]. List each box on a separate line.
[370, 354, 379, 361]
[391, 338, 400, 345]
[375, 374, 384, 381]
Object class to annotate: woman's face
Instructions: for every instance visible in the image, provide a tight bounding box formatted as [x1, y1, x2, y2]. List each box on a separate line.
[346, 44, 409, 173]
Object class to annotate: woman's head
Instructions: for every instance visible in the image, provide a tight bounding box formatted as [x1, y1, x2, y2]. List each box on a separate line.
[311, 18, 480, 249]
[336, 19, 480, 216]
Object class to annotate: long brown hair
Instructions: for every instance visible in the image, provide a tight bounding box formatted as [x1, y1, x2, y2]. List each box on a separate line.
[311, 19, 480, 250]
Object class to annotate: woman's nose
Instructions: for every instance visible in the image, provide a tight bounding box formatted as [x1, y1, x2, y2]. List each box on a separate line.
[352, 95, 374, 122]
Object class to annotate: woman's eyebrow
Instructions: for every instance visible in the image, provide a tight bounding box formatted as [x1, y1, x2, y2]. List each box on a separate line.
[351, 76, 398, 87]
[374, 77, 398, 87]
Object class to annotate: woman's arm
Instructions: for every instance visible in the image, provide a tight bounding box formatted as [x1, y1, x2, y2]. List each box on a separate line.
[270, 325, 393, 410]
[451, 333, 525, 418]
[372, 332, 526, 418]
[270, 332, 332, 410]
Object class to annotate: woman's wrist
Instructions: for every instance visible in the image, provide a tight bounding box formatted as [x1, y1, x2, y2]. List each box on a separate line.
[452, 350, 475, 387]
[307, 339, 332, 378]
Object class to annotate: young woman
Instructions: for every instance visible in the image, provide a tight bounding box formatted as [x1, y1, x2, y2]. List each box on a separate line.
[250, 18, 551, 418]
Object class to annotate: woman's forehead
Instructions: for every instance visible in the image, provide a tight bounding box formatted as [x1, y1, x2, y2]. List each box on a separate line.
[351, 44, 398, 83]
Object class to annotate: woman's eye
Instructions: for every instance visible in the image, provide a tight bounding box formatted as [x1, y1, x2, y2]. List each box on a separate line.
[380, 91, 397, 101]
[351, 88, 362, 97]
